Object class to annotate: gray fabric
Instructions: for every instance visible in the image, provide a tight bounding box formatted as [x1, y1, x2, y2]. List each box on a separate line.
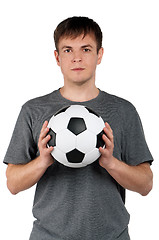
[117, 227, 130, 240]
[4, 89, 153, 239]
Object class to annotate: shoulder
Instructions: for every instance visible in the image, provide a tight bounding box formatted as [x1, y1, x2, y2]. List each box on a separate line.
[19, 90, 59, 124]
[100, 90, 139, 126]
[21, 90, 59, 114]
[23, 90, 58, 108]
[101, 90, 136, 112]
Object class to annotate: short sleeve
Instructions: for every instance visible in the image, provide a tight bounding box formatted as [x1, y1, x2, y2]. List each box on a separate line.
[121, 104, 153, 166]
[3, 105, 38, 165]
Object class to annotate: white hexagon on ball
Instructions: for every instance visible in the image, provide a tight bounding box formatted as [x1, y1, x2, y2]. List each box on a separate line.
[56, 129, 76, 153]
[83, 148, 101, 165]
[48, 112, 70, 133]
[76, 130, 96, 153]
[65, 105, 89, 118]
[84, 114, 105, 135]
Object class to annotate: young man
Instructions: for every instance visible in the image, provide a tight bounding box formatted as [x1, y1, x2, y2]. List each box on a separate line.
[4, 17, 153, 240]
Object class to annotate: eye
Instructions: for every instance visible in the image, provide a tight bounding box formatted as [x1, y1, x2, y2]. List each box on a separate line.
[64, 49, 72, 53]
[83, 48, 91, 52]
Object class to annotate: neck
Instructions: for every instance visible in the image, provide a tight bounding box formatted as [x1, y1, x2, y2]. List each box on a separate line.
[60, 83, 99, 102]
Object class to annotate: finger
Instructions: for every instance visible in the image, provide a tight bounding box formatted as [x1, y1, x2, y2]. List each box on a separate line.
[99, 146, 105, 155]
[99, 146, 109, 157]
[105, 122, 113, 134]
[46, 145, 54, 153]
[102, 133, 112, 148]
[103, 127, 114, 143]
[41, 145, 54, 158]
[39, 124, 50, 141]
[41, 134, 51, 148]
[40, 121, 49, 133]
[40, 127, 50, 139]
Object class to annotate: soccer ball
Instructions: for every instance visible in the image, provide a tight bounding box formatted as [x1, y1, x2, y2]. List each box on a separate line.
[47, 105, 105, 168]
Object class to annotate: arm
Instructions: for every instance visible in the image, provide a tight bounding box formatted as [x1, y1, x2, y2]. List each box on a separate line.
[6, 121, 54, 195]
[99, 122, 153, 196]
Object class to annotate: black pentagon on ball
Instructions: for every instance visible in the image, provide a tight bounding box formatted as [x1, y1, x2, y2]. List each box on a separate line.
[96, 130, 105, 148]
[68, 117, 87, 135]
[47, 128, 56, 147]
[66, 149, 85, 163]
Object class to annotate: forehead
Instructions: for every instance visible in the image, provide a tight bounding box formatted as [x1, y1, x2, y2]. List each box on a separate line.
[58, 34, 97, 48]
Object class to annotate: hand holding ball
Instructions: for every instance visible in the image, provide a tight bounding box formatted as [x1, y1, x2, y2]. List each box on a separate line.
[47, 105, 105, 168]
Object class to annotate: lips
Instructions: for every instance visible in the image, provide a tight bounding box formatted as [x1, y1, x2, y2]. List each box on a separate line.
[71, 68, 85, 71]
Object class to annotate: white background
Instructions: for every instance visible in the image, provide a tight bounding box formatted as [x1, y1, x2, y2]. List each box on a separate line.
[0, 0, 159, 239]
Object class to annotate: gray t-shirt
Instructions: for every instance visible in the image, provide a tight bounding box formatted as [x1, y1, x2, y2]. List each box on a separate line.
[4, 89, 153, 240]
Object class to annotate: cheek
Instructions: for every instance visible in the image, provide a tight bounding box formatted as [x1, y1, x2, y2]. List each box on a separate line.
[60, 62, 70, 75]
[86, 57, 98, 71]
[60, 59, 70, 75]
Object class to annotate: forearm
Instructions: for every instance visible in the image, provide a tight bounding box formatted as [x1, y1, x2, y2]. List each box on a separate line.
[6, 156, 49, 195]
[99, 123, 153, 196]
[6, 121, 54, 195]
[105, 157, 153, 196]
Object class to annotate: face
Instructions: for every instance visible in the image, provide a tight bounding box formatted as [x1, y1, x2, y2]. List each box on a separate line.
[54, 34, 103, 86]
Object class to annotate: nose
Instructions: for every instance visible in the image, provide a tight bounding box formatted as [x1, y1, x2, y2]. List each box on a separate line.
[72, 52, 82, 63]
[73, 58, 82, 63]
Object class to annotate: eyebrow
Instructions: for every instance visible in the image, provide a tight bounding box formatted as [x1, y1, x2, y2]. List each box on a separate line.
[62, 44, 93, 49]
[62, 46, 72, 49]
[81, 44, 93, 49]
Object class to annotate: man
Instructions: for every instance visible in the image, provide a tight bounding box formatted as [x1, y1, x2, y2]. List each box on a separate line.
[4, 16, 153, 240]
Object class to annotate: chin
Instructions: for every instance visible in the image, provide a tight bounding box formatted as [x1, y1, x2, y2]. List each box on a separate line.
[73, 80, 90, 86]
[72, 76, 93, 85]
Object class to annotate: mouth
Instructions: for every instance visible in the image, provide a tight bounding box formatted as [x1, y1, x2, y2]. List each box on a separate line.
[71, 68, 85, 71]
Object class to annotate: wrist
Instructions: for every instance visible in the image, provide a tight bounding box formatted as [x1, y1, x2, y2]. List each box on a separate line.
[36, 155, 53, 170]
[107, 156, 118, 170]
[100, 156, 117, 171]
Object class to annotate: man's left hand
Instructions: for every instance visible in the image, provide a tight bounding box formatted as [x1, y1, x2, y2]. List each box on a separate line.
[99, 122, 115, 170]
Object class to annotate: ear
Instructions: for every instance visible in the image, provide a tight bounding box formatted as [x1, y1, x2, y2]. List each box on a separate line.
[54, 50, 60, 66]
[97, 47, 104, 65]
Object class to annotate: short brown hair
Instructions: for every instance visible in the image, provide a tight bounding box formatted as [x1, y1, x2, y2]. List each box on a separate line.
[54, 16, 103, 53]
